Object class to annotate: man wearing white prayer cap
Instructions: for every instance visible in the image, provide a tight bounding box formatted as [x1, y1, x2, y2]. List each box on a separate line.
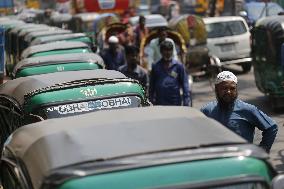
[100, 35, 126, 70]
[200, 71, 278, 153]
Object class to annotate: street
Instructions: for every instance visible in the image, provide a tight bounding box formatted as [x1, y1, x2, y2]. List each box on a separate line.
[192, 65, 284, 173]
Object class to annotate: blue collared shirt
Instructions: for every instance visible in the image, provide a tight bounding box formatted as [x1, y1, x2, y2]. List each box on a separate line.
[201, 99, 278, 152]
[149, 59, 190, 106]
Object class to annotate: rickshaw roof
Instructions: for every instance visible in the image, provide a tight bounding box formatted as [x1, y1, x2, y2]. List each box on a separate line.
[11, 23, 44, 33]
[5, 106, 246, 189]
[18, 25, 51, 37]
[0, 20, 25, 27]
[129, 14, 168, 28]
[24, 29, 72, 42]
[73, 13, 100, 21]
[21, 41, 89, 59]
[30, 33, 88, 46]
[14, 53, 104, 73]
[0, 70, 126, 105]
[51, 13, 72, 22]
[255, 15, 284, 32]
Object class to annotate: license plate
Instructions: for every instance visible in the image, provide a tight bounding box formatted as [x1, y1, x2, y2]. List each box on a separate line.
[220, 44, 234, 52]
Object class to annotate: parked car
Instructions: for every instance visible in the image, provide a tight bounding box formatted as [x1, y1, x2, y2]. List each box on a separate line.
[244, 1, 284, 27]
[21, 41, 92, 59]
[13, 53, 105, 78]
[129, 14, 168, 30]
[203, 16, 252, 73]
[251, 15, 284, 111]
[0, 69, 149, 147]
[1, 106, 284, 189]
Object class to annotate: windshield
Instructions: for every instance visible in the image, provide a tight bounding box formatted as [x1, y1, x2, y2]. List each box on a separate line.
[206, 21, 247, 38]
[43, 96, 142, 118]
[246, 3, 283, 20]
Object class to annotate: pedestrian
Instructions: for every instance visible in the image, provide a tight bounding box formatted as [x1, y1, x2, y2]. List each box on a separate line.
[134, 15, 149, 47]
[118, 45, 148, 91]
[149, 41, 191, 106]
[100, 36, 126, 70]
[200, 71, 278, 153]
[147, 27, 178, 70]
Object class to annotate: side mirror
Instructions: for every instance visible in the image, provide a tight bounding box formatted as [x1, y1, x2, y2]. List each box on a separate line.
[239, 11, 248, 17]
[272, 174, 284, 189]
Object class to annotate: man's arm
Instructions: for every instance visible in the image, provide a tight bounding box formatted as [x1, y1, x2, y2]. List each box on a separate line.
[252, 107, 278, 153]
[260, 124, 278, 153]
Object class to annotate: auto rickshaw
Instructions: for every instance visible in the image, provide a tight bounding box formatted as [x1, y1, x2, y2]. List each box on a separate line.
[30, 33, 93, 47]
[21, 41, 92, 59]
[13, 53, 105, 78]
[68, 13, 100, 45]
[251, 15, 284, 110]
[7, 24, 49, 74]
[0, 69, 149, 147]
[169, 14, 221, 80]
[24, 29, 72, 47]
[2, 106, 284, 189]
[0, 19, 25, 75]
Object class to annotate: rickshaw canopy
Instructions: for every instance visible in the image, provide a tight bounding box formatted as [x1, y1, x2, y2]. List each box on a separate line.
[4, 106, 246, 189]
[169, 14, 207, 46]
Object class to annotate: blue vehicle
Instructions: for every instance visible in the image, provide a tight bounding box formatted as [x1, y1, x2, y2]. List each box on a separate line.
[244, 1, 284, 27]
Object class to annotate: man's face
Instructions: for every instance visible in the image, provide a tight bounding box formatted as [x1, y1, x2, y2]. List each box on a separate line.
[109, 42, 118, 51]
[161, 48, 173, 62]
[126, 52, 139, 66]
[215, 81, 238, 105]
[160, 31, 167, 42]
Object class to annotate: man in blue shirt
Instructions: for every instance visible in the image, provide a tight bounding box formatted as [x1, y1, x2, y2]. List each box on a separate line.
[201, 71, 278, 153]
[118, 45, 149, 91]
[149, 41, 191, 106]
[100, 36, 126, 70]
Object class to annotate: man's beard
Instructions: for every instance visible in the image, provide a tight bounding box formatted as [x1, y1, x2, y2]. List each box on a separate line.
[216, 92, 238, 108]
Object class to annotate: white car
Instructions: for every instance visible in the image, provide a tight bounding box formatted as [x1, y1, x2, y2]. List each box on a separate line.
[203, 16, 252, 72]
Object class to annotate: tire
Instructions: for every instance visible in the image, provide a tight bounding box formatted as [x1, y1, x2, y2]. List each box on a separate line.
[241, 63, 252, 73]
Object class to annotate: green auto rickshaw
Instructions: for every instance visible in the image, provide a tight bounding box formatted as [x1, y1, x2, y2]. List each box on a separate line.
[30, 33, 93, 47]
[21, 41, 92, 59]
[0, 69, 149, 147]
[1, 106, 284, 189]
[12, 52, 105, 78]
[251, 15, 284, 110]
[22, 28, 72, 52]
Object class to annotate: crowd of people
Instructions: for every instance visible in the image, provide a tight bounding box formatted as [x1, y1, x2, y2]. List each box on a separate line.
[99, 15, 190, 106]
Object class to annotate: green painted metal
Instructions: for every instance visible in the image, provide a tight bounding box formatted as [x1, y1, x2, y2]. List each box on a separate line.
[31, 48, 91, 57]
[252, 27, 284, 97]
[25, 82, 145, 112]
[16, 62, 101, 78]
[58, 157, 273, 189]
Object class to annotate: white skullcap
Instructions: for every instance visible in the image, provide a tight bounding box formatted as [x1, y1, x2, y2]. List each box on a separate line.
[215, 71, 238, 84]
[108, 36, 119, 43]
